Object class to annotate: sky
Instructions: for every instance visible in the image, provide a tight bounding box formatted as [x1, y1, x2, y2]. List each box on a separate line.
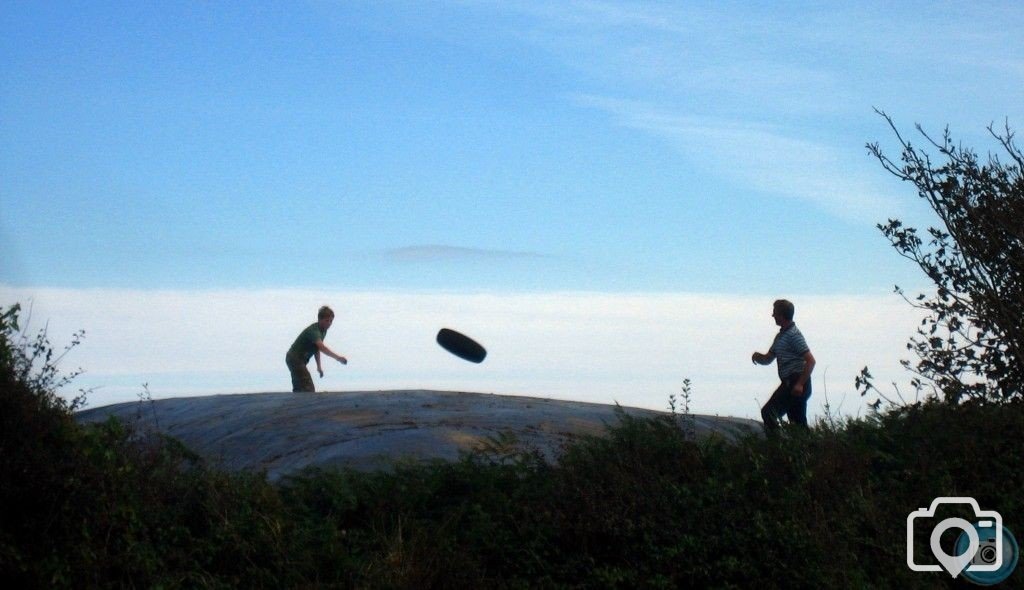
[2, 1, 1022, 419]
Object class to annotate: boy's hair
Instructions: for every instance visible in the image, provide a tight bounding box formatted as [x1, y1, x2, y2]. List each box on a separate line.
[773, 299, 795, 321]
[318, 306, 335, 320]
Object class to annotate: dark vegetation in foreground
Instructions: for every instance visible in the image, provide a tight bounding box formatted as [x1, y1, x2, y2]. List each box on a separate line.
[2, 307, 1022, 588]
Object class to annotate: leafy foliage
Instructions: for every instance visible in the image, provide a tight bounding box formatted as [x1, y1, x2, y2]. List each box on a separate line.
[864, 111, 1024, 403]
[1, 304, 300, 588]
[1, 303, 88, 411]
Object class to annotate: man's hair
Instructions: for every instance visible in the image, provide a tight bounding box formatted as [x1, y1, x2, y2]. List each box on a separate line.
[773, 299, 795, 321]
[318, 306, 335, 320]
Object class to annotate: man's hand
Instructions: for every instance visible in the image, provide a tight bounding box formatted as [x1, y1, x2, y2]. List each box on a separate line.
[791, 382, 804, 396]
[317, 367, 324, 378]
[751, 352, 764, 364]
[338, 357, 347, 365]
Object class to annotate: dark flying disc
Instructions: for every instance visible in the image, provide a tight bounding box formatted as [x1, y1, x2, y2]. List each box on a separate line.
[436, 328, 487, 363]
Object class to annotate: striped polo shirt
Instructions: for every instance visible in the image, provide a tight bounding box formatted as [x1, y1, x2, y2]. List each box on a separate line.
[770, 323, 810, 379]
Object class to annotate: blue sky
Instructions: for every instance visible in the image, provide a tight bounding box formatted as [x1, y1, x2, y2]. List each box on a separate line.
[2, 1, 1022, 416]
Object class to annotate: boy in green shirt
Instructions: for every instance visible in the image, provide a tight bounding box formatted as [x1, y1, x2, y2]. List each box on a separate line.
[286, 306, 347, 392]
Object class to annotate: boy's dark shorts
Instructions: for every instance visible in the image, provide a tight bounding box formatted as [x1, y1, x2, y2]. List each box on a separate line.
[286, 353, 315, 393]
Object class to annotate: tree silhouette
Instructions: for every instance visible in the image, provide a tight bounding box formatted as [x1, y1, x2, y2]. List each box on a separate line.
[861, 111, 1023, 404]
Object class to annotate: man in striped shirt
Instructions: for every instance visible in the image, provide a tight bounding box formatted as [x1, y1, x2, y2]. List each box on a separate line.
[752, 299, 816, 433]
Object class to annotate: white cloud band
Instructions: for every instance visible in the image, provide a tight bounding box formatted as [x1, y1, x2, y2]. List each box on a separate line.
[2, 285, 923, 420]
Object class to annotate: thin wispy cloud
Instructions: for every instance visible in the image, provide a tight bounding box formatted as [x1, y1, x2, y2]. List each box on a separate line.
[574, 95, 897, 221]
[470, 2, 899, 221]
[474, 1, 1021, 224]
[497, 1, 844, 109]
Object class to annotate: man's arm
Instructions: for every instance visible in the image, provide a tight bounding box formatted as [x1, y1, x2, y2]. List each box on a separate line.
[751, 351, 776, 365]
[791, 350, 816, 396]
[316, 341, 348, 365]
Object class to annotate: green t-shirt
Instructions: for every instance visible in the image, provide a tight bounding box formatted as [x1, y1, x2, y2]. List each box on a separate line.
[287, 322, 326, 363]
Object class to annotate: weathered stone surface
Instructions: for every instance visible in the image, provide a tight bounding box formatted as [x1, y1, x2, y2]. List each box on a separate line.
[76, 390, 761, 480]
